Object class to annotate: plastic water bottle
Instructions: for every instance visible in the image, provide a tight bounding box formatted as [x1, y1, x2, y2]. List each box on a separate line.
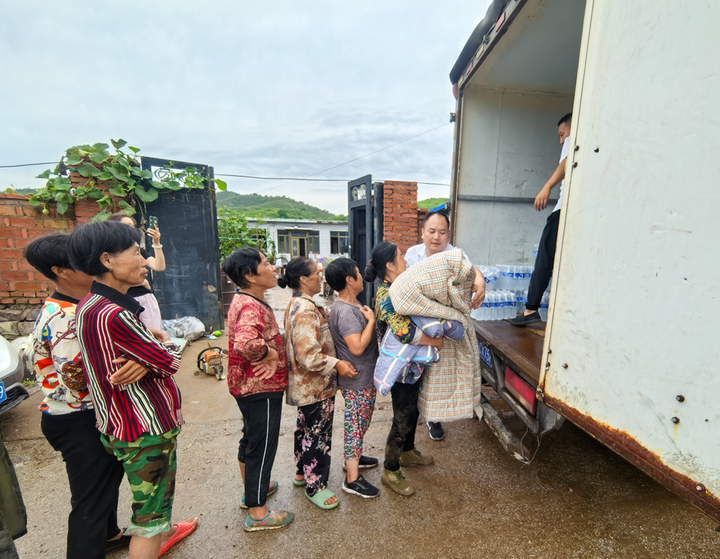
[539, 291, 550, 322]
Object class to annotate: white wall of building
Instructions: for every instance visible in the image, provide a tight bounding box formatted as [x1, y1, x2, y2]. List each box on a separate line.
[245, 218, 348, 261]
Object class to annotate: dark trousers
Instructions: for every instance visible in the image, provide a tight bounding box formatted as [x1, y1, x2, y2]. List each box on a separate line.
[384, 381, 421, 471]
[40, 410, 124, 559]
[294, 397, 335, 496]
[527, 209, 561, 311]
[236, 396, 282, 509]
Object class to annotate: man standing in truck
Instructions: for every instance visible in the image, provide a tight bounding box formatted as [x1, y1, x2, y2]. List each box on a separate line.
[511, 113, 572, 327]
[405, 210, 485, 441]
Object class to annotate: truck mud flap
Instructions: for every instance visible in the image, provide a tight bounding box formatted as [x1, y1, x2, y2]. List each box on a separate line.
[474, 401, 531, 463]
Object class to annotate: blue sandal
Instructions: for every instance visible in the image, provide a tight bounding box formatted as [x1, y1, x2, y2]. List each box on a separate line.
[240, 481, 278, 509]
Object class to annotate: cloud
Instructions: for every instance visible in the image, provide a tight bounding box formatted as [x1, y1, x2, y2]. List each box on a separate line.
[0, 0, 490, 213]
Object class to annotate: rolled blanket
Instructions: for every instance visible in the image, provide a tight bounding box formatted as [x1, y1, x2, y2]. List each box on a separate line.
[373, 316, 464, 396]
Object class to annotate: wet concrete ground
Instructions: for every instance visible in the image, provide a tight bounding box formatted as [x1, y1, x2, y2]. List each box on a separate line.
[4, 288, 718, 558]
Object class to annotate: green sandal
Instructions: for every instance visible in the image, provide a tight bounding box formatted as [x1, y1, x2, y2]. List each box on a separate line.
[305, 487, 339, 510]
[292, 477, 306, 487]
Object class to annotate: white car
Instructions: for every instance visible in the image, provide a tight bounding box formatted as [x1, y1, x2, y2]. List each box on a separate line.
[0, 335, 29, 414]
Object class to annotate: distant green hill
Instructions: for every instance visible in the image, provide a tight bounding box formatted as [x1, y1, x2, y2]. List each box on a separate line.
[418, 197, 449, 209]
[217, 191, 346, 220]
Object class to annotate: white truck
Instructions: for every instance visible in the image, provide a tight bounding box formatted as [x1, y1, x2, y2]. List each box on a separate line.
[449, 0, 719, 523]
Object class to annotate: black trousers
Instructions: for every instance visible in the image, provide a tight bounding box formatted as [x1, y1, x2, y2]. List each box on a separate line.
[527, 209, 561, 311]
[40, 410, 124, 559]
[384, 381, 421, 471]
[236, 396, 283, 509]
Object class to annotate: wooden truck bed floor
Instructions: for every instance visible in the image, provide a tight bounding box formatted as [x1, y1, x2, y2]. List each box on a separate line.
[472, 319, 545, 384]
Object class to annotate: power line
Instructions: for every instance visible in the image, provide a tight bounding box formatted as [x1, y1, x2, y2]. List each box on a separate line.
[0, 161, 56, 169]
[1, 122, 453, 188]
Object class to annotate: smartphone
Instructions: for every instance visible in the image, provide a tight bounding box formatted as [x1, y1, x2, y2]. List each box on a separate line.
[148, 215, 159, 230]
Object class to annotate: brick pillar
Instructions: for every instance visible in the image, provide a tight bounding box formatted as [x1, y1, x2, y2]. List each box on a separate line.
[382, 181, 418, 254]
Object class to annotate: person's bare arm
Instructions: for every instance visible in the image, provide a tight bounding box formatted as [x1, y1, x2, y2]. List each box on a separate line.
[470, 265, 486, 309]
[534, 158, 567, 211]
[343, 306, 376, 356]
[145, 226, 166, 271]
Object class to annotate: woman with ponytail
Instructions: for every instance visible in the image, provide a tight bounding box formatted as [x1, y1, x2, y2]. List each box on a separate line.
[279, 258, 357, 510]
[364, 242, 442, 497]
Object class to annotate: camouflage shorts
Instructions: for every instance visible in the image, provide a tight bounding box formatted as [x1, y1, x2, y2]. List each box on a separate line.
[101, 427, 180, 538]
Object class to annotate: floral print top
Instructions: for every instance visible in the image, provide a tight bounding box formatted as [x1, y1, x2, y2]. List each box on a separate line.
[227, 292, 288, 399]
[284, 291, 339, 406]
[375, 280, 419, 345]
[32, 292, 93, 415]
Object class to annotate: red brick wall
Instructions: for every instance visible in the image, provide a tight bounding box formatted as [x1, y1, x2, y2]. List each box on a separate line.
[0, 173, 123, 306]
[382, 181, 418, 254]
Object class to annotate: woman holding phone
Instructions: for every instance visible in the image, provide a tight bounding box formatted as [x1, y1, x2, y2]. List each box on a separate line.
[107, 213, 165, 330]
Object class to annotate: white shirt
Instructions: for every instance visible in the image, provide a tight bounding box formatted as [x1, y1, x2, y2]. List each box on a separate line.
[553, 136, 570, 213]
[404, 243, 468, 267]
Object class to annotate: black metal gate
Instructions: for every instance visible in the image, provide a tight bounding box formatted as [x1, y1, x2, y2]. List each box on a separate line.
[137, 157, 224, 331]
[347, 175, 383, 305]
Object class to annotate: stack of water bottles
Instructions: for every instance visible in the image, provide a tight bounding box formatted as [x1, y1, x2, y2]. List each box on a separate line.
[472, 263, 551, 322]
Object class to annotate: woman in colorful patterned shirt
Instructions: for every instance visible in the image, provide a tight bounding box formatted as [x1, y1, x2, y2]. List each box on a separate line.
[280, 257, 357, 510]
[68, 221, 197, 559]
[222, 247, 293, 532]
[25, 232, 152, 558]
[364, 241, 441, 497]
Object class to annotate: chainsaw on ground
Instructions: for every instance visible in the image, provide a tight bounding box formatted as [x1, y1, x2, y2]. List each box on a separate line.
[196, 344, 226, 381]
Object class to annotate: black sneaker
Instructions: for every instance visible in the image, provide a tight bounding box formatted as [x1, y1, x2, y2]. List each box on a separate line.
[510, 311, 541, 327]
[343, 455, 379, 471]
[427, 421, 444, 441]
[342, 475, 380, 499]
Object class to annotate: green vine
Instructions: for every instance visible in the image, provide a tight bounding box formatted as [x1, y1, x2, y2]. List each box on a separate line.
[30, 139, 227, 218]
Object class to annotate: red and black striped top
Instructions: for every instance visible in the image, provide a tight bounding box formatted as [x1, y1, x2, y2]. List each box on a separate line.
[76, 282, 182, 442]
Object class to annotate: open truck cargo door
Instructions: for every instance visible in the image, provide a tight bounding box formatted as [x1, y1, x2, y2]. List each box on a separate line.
[539, 0, 720, 522]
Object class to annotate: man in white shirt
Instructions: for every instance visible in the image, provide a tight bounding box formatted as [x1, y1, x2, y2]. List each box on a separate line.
[511, 113, 572, 326]
[404, 210, 485, 441]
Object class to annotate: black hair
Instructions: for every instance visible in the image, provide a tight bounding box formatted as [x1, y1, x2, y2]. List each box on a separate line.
[364, 241, 398, 283]
[277, 257, 314, 290]
[422, 209, 450, 229]
[23, 232, 72, 281]
[558, 113, 572, 127]
[106, 212, 137, 226]
[325, 258, 359, 292]
[67, 221, 141, 276]
[221, 247, 263, 289]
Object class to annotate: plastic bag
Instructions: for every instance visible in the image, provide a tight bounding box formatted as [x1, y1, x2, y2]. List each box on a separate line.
[161, 317, 206, 341]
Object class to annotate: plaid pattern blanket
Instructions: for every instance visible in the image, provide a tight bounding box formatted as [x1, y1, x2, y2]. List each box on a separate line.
[388, 249, 481, 421]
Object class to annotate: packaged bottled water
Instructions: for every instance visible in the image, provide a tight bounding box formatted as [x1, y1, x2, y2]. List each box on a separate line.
[539, 291, 550, 322]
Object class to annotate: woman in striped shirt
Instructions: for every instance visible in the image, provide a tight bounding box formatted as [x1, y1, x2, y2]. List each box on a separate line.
[68, 220, 197, 559]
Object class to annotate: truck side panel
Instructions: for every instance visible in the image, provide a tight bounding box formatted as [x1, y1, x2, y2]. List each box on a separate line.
[542, 0, 720, 520]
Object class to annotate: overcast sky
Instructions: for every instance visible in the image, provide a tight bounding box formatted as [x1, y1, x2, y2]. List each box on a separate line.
[1, 1, 490, 215]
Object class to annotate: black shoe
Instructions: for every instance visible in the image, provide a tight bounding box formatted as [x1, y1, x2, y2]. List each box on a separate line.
[427, 421, 444, 441]
[510, 311, 541, 327]
[343, 455, 379, 470]
[106, 532, 132, 552]
[342, 475, 380, 499]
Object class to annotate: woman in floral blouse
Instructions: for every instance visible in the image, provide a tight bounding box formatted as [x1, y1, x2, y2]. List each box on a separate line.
[280, 257, 356, 510]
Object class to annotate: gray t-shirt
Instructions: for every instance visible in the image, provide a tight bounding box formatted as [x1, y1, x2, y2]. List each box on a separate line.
[329, 299, 379, 391]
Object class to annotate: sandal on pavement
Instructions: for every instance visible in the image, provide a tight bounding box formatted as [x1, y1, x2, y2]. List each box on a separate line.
[240, 481, 278, 509]
[293, 476, 306, 487]
[305, 487, 339, 510]
[244, 509, 294, 532]
[158, 519, 198, 556]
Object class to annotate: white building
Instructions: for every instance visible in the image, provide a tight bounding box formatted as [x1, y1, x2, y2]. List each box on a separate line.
[244, 218, 348, 263]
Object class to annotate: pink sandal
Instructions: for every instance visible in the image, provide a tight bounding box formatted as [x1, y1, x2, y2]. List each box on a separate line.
[158, 519, 198, 556]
